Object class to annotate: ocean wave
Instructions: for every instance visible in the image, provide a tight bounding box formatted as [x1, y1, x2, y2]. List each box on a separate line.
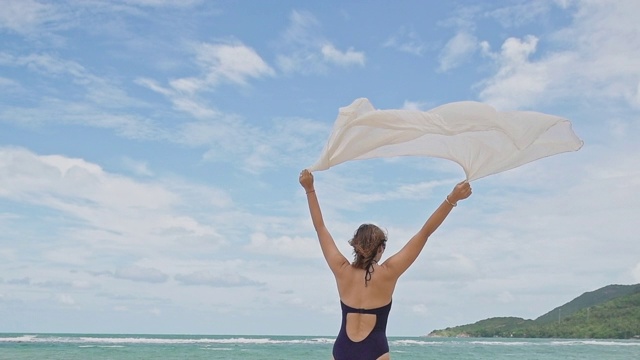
[2, 335, 637, 348]
[0, 335, 39, 342]
[392, 338, 640, 348]
[467, 339, 640, 347]
[0, 334, 336, 346]
[550, 340, 640, 347]
[392, 339, 444, 346]
[469, 340, 536, 346]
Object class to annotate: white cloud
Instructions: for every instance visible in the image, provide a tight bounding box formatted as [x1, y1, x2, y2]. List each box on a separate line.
[0, 53, 141, 108]
[321, 44, 365, 66]
[276, 10, 365, 74]
[438, 31, 479, 72]
[237, 116, 329, 173]
[477, 35, 553, 109]
[28, 279, 95, 290]
[0, 53, 160, 138]
[114, 266, 169, 283]
[189, 42, 275, 89]
[485, 1, 553, 28]
[0, 147, 227, 256]
[0, 76, 21, 91]
[0, 0, 60, 34]
[2, 150, 176, 210]
[280, 9, 320, 45]
[554, 0, 573, 9]
[411, 303, 429, 315]
[71, 280, 92, 289]
[174, 270, 264, 287]
[169, 96, 219, 119]
[44, 248, 93, 266]
[383, 27, 427, 56]
[184, 115, 328, 173]
[137, 41, 273, 118]
[2, 21, 329, 175]
[122, 0, 202, 7]
[0, 48, 307, 175]
[460, 143, 640, 290]
[8, 277, 30, 285]
[0, 52, 79, 77]
[245, 232, 319, 259]
[402, 100, 429, 111]
[477, 1, 640, 109]
[345, 178, 454, 205]
[121, 157, 154, 177]
[420, 252, 480, 282]
[56, 294, 76, 305]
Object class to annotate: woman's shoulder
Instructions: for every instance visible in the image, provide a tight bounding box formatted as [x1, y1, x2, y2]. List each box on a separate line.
[336, 264, 393, 287]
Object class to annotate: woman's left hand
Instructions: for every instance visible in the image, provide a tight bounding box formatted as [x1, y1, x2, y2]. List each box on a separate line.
[449, 181, 472, 203]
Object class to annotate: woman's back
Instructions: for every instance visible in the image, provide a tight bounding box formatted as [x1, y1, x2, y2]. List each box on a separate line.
[334, 263, 395, 359]
[336, 263, 396, 309]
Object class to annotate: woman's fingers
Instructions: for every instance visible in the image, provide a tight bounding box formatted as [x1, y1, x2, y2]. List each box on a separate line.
[452, 181, 472, 200]
[299, 169, 314, 188]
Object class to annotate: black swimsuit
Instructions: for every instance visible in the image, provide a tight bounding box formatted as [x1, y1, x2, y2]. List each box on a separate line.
[332, 300, 392, 360]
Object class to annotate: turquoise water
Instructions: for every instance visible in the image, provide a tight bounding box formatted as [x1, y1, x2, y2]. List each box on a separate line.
[1, 333, 639, 359]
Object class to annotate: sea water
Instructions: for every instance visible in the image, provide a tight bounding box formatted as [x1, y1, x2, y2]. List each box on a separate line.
[1, 333, 639, 359]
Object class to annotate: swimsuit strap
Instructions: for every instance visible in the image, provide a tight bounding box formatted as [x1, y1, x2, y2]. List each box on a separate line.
[340, 300, 392, 315]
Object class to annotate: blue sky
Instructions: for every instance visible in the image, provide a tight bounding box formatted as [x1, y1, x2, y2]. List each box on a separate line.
[0, 0, 638, 336]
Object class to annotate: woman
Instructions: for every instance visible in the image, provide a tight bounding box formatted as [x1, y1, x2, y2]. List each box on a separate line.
[299, 169, 472, 360]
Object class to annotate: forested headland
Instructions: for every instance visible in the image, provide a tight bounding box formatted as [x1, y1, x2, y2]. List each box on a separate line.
[427, 284, 640, 339]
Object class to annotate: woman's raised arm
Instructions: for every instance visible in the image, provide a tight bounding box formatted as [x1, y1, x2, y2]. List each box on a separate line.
[299, 170, 349, 274]
[383, 181, 472, 278]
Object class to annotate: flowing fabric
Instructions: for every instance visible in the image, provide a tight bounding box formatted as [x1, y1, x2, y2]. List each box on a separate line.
[307, 98, 583, 181]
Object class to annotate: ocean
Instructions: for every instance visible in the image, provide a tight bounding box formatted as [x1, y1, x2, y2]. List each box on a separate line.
[1, 333, 639, 359]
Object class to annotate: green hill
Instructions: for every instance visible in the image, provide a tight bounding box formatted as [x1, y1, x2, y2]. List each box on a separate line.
[535, 284, 640, 324]
[427, 283, 640, 339]
[427, 317, 535, 338]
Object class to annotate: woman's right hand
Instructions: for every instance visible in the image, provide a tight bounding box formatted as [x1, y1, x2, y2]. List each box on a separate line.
[299, 169, 314, 192]
[449, 181, 472, 203]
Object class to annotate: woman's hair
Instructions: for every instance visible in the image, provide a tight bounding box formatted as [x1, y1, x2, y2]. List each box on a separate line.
[349, 224, 387, 286]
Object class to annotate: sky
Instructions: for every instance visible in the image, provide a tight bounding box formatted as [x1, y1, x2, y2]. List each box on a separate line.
[0, 0, 638, 337]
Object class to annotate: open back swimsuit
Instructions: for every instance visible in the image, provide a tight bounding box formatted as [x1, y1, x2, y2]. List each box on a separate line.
[332, 300, 392, 360]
